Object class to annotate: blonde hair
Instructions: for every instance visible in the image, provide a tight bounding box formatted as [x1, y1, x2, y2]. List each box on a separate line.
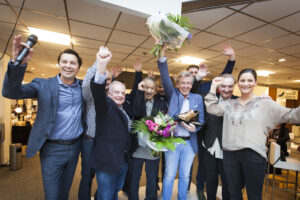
[175, 70, 194, 84]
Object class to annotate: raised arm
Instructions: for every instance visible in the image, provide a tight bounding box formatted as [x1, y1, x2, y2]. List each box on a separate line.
[204, 77, 227, 116]
[126, 57, 143, 104]
[2, 35, 39, 99]
[132, 82, 147, 120]
[91, 46, 112, 114]
[157, 46, 175, 102]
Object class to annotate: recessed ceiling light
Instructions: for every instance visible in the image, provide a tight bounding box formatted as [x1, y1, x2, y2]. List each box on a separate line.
[256, 70, 275, 77]
[278, 58, 286, 62]
[22, 81, 28, 84]
[28, 27, 71, 45]
[41, 74, 45, 76]
[295, 80, 300, 82]
[31, 67, 35, 70]
[56, 64, 59, 68]
[177, 56, 205, 65]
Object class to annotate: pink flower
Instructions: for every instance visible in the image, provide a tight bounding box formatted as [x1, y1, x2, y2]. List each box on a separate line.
[145, 120, 153, 126]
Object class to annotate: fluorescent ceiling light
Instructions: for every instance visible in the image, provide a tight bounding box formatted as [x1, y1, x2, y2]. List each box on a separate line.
[177, 56, 205, 65]
[278, 58, 286, 62]
[295, 80, 300, 82]
[28, 27, 71, 45]
[256, 70, 275, 77]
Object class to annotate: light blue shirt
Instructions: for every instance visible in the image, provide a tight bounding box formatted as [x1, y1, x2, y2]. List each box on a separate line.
[49, 75, 83, 140]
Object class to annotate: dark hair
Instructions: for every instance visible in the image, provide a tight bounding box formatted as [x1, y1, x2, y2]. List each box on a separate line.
[238, 68, 257, 82]
[57, 49, 82, 68]
[187, 65, 199, 71]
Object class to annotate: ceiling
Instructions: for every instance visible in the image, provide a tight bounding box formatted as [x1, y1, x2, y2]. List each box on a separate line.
[0, 0, 300, 89]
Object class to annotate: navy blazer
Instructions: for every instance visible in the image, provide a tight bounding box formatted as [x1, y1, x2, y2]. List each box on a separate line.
[2, 61, 84, 158]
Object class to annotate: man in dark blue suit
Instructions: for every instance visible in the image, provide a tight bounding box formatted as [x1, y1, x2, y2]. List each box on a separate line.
[90, 46, 133, 200]
[2, 35, 83, 200]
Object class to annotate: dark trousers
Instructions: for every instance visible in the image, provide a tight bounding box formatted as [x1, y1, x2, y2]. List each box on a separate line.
[78, 137, 96, 200]
[40, 139, 81, 200]
[204, 149, 229, 200]
[223, 149, 266, 200]
[130, 157, 160, 200]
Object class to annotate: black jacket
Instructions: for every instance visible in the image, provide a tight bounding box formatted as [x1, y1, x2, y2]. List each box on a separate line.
[131, 91, 168, 153]
[90, 81, 133, 173]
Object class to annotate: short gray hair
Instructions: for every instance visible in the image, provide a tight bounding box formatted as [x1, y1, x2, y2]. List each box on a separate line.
[175, 70, 194, 84]
[108, 80, 125, 92]
[219, 73, 236, 84]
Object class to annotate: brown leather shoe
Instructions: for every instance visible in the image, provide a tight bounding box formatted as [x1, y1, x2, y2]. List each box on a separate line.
[177, 110, 203, 126]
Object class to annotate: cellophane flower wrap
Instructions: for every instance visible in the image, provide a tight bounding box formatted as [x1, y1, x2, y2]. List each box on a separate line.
[146, 12, 193, 56]
[132, 111, 186, 155]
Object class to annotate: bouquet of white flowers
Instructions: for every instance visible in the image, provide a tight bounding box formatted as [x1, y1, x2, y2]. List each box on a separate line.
[146, 12, 193, 56]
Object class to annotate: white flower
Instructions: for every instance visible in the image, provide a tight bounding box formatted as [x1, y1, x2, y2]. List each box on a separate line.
[154, 116, 163, 125]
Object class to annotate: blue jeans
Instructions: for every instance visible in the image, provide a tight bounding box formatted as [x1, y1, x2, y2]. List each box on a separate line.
[40, 139, 81, 200]
[162, 140, 196, 200]
[78, 136, 96, 200]
[223, 149, 266, 200]
[96, 162, 128, 200]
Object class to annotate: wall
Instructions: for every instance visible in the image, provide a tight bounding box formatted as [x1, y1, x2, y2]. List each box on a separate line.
[0, 54, 11, 164]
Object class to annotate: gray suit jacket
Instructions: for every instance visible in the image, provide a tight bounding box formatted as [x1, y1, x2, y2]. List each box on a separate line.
[2, 61, 83, 158]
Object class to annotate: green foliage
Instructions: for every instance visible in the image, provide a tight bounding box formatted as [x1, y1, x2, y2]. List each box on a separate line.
[166, 13, 193, 31]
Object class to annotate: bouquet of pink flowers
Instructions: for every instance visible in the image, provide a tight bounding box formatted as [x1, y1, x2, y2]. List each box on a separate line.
[132, 111, 186, 153]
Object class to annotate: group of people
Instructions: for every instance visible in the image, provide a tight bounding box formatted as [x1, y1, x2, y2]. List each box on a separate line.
[2, 34, 300, 200]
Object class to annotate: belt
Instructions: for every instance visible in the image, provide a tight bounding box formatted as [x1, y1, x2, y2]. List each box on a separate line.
[83, 133, 95, 141]
[176, 136, 190, 140]
[47, 137, 80, 145]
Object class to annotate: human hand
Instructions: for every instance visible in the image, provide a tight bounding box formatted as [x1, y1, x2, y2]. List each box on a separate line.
[148, 70, 154, 78]
[197, 63, 210, 79]
[111, 66, 122, 78]
[181, 122, 196, 132]
[96, 46, 112, 74]
[138, 81, 144, 91]
[133, 57, 142, 72]
[211, 77, 224, 93]
[221, 42, 235, 61]
[159, 44, 166, 58]
[12, 34, 34, 64]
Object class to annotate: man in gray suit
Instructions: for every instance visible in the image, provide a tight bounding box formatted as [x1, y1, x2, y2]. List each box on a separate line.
[2, 34, 83, 200]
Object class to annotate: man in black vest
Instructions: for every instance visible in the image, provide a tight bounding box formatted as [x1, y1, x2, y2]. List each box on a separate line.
[202, 73, 237, 200]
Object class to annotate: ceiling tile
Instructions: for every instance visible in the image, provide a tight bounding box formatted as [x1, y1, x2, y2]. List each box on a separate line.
[206, 12, 265, 38]
[107, 43, 136, 54]
[131, 47, 153, 58]
[25, 0, 66, 17]
[0, 4, 19, 23]
[21, 10, 69, 34]
[192, 32, 226, 48]
[208, 39, 250, 52]
[273, 12, 300, 32]
[260, 34, 300, 49]
[236, 45, 268, 57]
[72, 36, 105, 49]
[116, 13, 149, 36]
[278, 44, 300, 55]
[177, 44, 202, 57]
[67, 0, 119, 28]
[109, 30, 147, 46]
[70, 20, 111, 41]
[241, 0, 300, 22]
[235, 24, 288, 44]
[248, 50, 286, 61]
[183, 8, 234, 30]
[140, 37, 156, 48]
[197, 49, 221, 60]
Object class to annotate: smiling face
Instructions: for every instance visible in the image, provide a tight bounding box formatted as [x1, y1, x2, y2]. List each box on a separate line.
[143, 79, 156, 100]
[58, 53, 80, 83]
[218, 77, 234, 100]
[237, 72, 257, 95]
[108, 81, 126, 107]
[176, 76, 193, 98]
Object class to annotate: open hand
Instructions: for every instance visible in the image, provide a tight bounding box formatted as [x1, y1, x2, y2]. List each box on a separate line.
[197, 63, 210, 79]
[221, 42, 235, 61]
[12, 34, 33, 64]
[133, 57, 142, 72]
[111, 66, 122, 78]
